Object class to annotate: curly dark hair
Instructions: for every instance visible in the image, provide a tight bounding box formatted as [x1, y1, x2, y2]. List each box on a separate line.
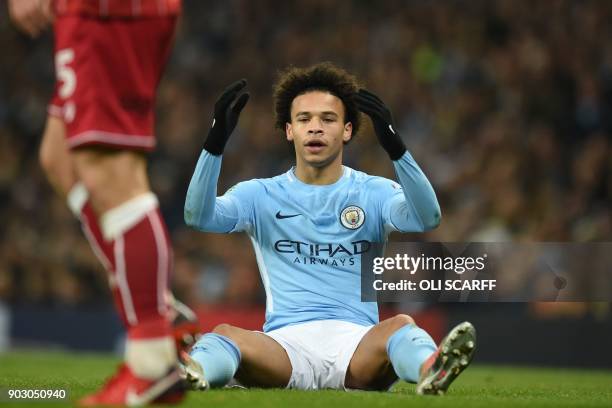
[273, 62, 361, 139]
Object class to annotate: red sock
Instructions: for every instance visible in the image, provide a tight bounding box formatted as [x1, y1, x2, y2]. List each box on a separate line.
[68, 185, 172, 334]
[80, 201, 114, 271]
[83, 201, 133, 326]
[70, 187, 176, 376]
[100, 194, 173, 337]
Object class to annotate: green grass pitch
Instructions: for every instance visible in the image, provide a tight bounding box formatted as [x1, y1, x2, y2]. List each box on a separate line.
[1, 351, 611, 407]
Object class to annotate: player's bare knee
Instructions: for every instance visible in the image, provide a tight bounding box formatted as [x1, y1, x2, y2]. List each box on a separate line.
[372, 315, 415, 358]
[212, 323, 236, 338]
[75, 167, 104, 206]
[389, 314, 414, 330]
[211, 324, 249, 355]
[72, 148, 149, 211]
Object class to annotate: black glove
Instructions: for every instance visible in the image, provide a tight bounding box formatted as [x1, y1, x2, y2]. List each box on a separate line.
[203, 79, 250, 155]
[354, 88, 406, 161]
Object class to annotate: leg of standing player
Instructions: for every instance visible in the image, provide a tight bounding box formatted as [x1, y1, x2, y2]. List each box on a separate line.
[47, 14, 183, 405]
[72, 146, 178, 376]
[40, 114, 195, 406]
[39, 112, 152, 329]
[41, 107, 179, 380]
[13, 0, 186, 403]
[39, 114, 199, 349]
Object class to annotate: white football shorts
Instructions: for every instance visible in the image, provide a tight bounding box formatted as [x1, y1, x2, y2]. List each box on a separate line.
[263, 319, 373, 390]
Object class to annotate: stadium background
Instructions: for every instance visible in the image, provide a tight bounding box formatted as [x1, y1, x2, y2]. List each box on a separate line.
[0, 1, 610, 368]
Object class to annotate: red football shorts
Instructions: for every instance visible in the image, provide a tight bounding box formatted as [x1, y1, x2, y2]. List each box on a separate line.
[49, 15, 177, 151]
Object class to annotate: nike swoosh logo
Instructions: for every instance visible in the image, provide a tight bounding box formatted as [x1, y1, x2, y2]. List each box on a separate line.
[275, 211, 301, 219]
[125, 371, 181, 406]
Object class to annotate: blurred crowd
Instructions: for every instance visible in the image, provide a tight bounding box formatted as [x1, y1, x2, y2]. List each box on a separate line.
[0, 0, 610, 307]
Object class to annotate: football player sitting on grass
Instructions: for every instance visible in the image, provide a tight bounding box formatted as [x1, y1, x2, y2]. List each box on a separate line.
[184, 63, 476, 394]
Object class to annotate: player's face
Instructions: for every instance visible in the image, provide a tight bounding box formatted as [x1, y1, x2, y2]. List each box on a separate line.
[286, 91, 352, 168]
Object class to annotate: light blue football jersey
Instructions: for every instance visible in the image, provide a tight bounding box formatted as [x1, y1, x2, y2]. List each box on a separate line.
[185, 150, 440, 332]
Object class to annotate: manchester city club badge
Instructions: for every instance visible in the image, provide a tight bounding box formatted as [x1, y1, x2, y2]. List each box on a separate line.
[340, 205, 365, 229]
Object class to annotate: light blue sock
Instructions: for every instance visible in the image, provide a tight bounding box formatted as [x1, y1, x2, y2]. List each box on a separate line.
[190, 333, 241, 388]
[386, 324, 437, 383]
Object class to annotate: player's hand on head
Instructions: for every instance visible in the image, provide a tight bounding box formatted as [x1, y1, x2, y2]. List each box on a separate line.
[355, 88, 406, 161]
[204, 79, 250, 155]
[355, 89, 395, 129]
[8, 0, 54, 38]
